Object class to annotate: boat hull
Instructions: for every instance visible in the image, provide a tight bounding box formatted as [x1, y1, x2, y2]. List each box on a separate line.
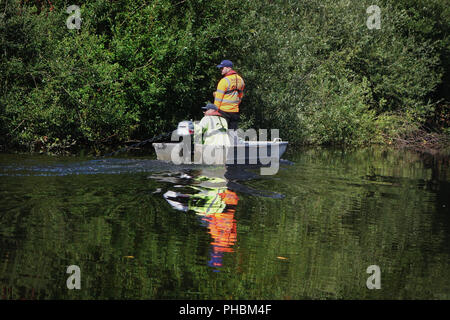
[152, 141, 288, 165]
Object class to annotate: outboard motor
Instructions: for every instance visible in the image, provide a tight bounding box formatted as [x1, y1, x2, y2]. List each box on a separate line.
[176, 120, 194, 136]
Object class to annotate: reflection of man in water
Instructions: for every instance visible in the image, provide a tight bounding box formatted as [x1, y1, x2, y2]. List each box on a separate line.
[163, 175, 239, 271]
[201, 190, 238, 271]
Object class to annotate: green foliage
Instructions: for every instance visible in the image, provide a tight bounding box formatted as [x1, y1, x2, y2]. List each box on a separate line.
[1, 0, 449, 152]
[230, 0, 446, 145]
[301, 60, 376, 145]
[1, 0, 230, 152]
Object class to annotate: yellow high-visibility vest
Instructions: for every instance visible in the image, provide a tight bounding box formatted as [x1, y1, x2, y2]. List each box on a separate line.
[214, 71, 245, 113]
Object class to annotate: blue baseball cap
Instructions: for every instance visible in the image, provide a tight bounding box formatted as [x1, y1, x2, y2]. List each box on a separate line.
[217, 60, 233, 68]
[202, 103, 218, 111]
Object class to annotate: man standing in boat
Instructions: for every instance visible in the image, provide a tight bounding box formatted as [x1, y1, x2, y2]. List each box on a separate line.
[210, 60, 245, 130]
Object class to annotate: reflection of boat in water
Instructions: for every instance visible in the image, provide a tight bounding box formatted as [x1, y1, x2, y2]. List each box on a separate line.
[157, 170, 239, 272]
[149, 165, 285, 271]
[164, 187, 239, 272]
[152, 121, 288, 165]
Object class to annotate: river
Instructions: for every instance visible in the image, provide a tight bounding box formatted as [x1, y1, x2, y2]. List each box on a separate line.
[0, 146, 449, 299]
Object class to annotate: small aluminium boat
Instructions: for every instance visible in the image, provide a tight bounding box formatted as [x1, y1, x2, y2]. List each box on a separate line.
[152, 121, 288, 167]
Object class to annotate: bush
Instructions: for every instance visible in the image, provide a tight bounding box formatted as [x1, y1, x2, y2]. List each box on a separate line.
[1, 0, 448, 153]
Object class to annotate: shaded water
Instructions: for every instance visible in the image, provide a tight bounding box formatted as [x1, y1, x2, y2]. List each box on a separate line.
[0, 147, 449, 299]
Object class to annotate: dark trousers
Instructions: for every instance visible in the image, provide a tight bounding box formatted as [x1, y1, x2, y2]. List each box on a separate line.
[218, 110, 240, 130]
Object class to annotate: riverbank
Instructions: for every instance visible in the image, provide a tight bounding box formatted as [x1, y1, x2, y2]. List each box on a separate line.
[389, 131, 450, 156]
[1, 1, 449, 156]
[1, 130, 449, 159]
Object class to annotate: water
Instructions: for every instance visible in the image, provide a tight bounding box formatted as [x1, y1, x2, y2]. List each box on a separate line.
[0, 147, 449, 299]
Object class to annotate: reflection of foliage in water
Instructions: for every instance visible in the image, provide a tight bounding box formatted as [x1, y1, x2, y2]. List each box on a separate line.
[0, 147, 449, 299]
